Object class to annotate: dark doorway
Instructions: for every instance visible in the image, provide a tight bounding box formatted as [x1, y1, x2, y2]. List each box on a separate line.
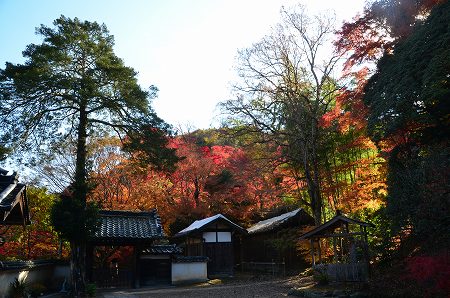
[140, 257, 171, 286]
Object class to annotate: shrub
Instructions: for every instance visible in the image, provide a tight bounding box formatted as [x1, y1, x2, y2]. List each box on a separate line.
[85, 283, 97, 297]
[8, 278, 28, 298]
[406, 252, 450, 296]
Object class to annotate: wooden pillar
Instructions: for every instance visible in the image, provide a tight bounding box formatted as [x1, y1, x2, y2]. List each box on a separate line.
[363, 226, 369, 244]
[317, 239, 322, 264]
[239, 235, 244, 270]
[215, 223, 218, 242]
[200, 236, 204, 256]
[333, 236, 337, 263]
[363, 226, 371, 277]
[310, 239, 315, 266]
[133, 244, 141, 288]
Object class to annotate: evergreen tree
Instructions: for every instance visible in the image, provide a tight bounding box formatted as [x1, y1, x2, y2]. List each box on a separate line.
[364, 2, 450, 239]
[0, 16, 177, 295]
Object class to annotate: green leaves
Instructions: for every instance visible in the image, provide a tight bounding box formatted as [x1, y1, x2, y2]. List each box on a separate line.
[50, 192, 100, 242]
[363, 2, 450, 241]
[364, 1, 450, 143]
[1, 15, 179, 254]
[0, 15, 154, 158]
[1, 15, 179, 186]
[122, 123, 179, 173]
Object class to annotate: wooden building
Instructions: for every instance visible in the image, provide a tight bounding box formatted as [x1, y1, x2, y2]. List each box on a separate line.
[243, 208, 314, 269]
[299, 211, 373, 282]
[87, 210, 167, 288]
[140, 244, 182, 286]
[173, 214, 247, 277]
[0, 168, 30, 227]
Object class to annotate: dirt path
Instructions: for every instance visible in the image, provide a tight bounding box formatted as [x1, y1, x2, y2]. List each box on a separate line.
[99, 275, 314, 298]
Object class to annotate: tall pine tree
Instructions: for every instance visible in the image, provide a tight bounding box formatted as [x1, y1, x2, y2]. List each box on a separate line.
[0, 16, 177, 295]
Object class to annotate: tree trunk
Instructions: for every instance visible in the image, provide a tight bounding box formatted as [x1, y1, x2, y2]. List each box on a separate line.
[71, 98, 88, 296]
[193, 176, 200, 207]
[303, 150, 322, 225]
[301, 119, 323, 226]
[70, 240, 86, 296]
[74, 99, 88, 206]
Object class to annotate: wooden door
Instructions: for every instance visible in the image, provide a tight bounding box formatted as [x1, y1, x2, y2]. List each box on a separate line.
[140, 258, 171, 286]
[204, 242, 234, 276]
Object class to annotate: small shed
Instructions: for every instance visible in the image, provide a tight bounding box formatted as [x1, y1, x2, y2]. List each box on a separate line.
[173, 214, 247, 277]
[299, 211, 373, 282]
[243, 208, 314, 269]
[0, 169, 30, 227]
[87, 210, 166, 288]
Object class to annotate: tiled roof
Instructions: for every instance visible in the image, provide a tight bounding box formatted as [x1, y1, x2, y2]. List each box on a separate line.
[93, 210, 165, 242]
[142, 244, 182, 255]
[0, 260, 68, 270]
[247, 208, 313, 235]
[173, 214, 246, 238]
[0, 170, 30, 225]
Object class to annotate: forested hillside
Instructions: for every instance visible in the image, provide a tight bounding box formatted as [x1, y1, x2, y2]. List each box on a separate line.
[1, 0, 448, 296]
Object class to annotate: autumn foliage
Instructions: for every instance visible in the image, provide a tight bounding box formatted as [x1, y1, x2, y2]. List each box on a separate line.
[89, 134, 287, 234]
[0, 187, 69, 260]
[406, 252, 450, 296]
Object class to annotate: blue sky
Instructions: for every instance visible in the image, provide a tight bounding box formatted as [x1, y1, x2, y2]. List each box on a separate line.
[0, 0, 365, 130]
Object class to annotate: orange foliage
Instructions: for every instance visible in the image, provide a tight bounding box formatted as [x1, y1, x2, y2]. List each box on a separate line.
[335, 0, 443, 72]
[0, 188, 69, 260]
[167, 137, 284, 225]
[90, 135, 285, 233]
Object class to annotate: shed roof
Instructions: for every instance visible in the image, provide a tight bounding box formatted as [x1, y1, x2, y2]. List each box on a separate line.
[247, 208, 313, 235]
[92, 210, 164, 244]
[299, 212, 373, 239]
[174, 214, 246, 238]
[0, 170, 30, 225]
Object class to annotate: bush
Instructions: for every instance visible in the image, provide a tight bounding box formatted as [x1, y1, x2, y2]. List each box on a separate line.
[406, 252, 450, 296]
[8, 278, 28, 298]
[85, 283, 97, 297]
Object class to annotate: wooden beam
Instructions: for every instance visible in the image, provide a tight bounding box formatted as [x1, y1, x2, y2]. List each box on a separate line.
[312, 232, 364, 239]
[318, 239, 322, 264]
[333, 236, 337, 263]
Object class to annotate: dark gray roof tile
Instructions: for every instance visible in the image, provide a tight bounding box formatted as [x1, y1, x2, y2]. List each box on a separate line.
[94, 210, 165, 241]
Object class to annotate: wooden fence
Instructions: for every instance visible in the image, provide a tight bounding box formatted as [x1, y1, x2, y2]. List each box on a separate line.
[314, 263, 369, 282]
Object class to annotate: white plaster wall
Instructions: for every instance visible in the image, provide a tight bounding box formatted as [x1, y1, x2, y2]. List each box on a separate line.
[0, 264, 69, 298]
[171, 262, 207, 285]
